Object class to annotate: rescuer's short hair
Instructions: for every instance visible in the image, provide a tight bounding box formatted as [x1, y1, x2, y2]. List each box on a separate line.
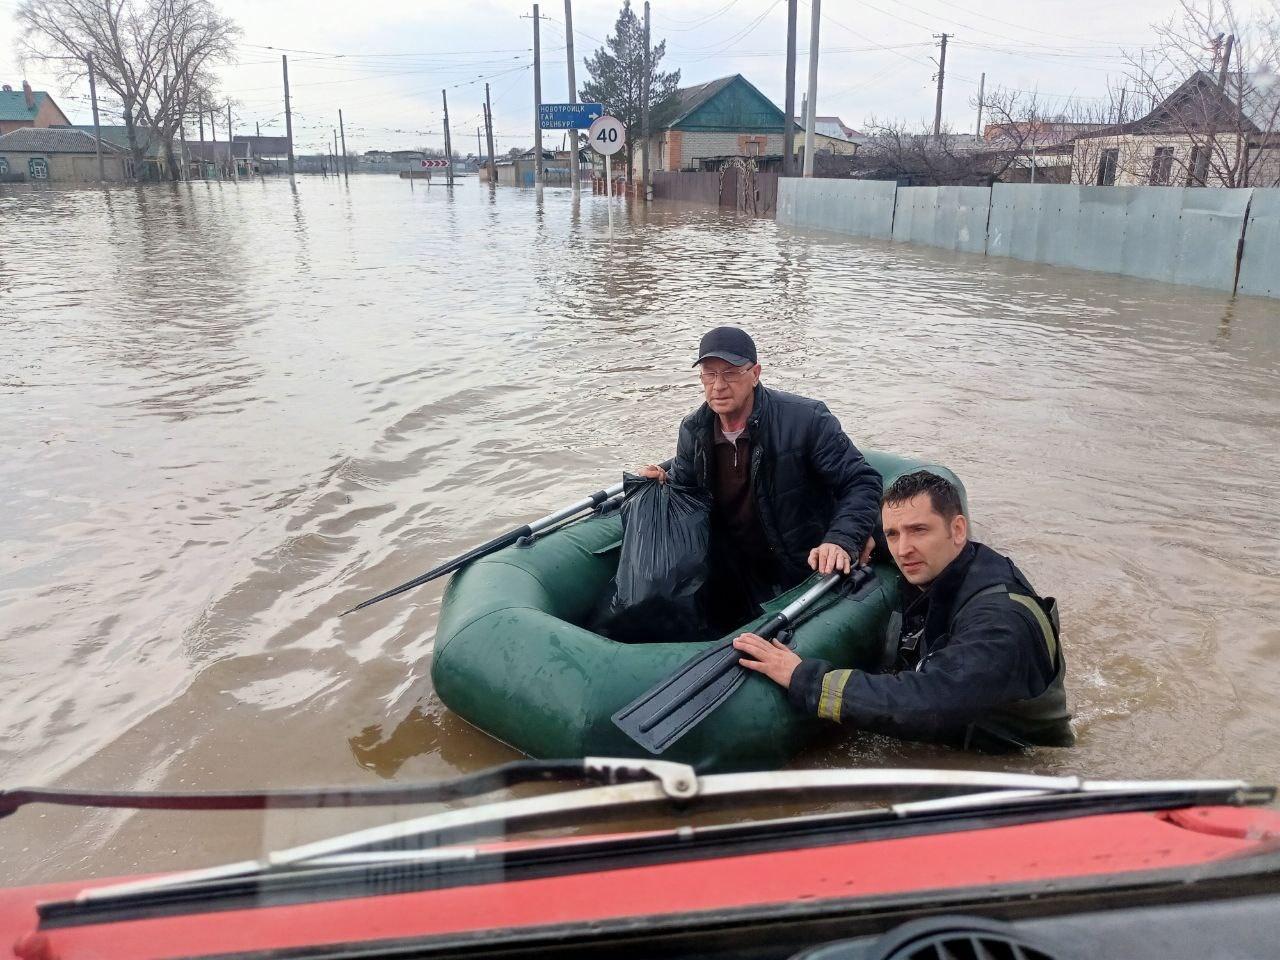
[882, 471, 964, 521]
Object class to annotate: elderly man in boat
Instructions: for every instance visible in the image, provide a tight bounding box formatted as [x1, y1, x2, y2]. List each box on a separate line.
[640, 325, 883, 632]
[734, 470, 1074, 751]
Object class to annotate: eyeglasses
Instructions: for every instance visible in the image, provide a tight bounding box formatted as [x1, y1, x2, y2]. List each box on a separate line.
[698, 366, 754, 385]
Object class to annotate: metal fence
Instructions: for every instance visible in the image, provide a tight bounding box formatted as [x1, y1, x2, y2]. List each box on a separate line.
[653, 170, 779, 215]
[777, 178, 1280, 300]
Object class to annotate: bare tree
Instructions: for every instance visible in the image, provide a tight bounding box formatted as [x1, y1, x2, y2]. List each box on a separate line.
[17, 0, 239, 181]
[857, 93, 1055, 185]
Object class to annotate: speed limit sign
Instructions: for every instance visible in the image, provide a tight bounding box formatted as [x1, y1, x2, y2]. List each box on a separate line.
[587, 115, 626, 156]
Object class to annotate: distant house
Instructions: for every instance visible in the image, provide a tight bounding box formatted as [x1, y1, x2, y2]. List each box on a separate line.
[791, 114, 865, 155]
[0, 127, 128, 182]
[1070, 70, 1280, 187]
[186, 139, 251, 177]
[654, 75, 798, 171]
[0, 82, 71, 135]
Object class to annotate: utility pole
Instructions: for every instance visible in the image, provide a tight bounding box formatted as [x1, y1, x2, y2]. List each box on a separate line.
[565, 0, 579, 192]
[641, 0, 651, 197]
[485, 83, 497, 179]
[1194, 33, 1233, 186]
[533, 3, 544, 188]
[477, 126, 483, 159]
[333, 128, 338, 176]
[87, 55, 105, 183]
[442, 89, 455, 186]
[782, 0, 798, 176]
[802, 0, 820, 176]
[1115, 85, 1127, 124]
[339, 108, 349, 181]
[933, 33, 949, 138]
[283, 55, 295, 178]
[227, 101, 237, 181]
[256, 121, 261, 138]
[198, 103, 205, 141]
[975, 71, 985, 138]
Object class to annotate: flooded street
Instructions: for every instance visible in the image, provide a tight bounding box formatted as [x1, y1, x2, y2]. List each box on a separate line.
[2, 175, 1278, 885]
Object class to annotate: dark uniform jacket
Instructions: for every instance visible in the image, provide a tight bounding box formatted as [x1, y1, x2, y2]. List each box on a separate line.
[670, 384, 883, 590]
[788, 541, 1074, 751]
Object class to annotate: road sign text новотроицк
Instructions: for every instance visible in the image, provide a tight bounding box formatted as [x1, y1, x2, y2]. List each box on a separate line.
[538, 103, 604, 129]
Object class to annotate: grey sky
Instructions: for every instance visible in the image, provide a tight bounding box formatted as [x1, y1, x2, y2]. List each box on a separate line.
[3, 0, 1275, 153]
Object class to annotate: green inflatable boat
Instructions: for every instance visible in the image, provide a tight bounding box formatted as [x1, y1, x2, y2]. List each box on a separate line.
[432, 450, 966, 771]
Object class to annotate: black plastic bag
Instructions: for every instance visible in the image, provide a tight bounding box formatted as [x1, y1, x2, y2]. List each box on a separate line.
[595, 474, 712, 644]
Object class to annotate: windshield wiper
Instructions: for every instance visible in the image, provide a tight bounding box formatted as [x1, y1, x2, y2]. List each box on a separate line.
[64, 764, 1270, 910]
[0, 756, 697, 819]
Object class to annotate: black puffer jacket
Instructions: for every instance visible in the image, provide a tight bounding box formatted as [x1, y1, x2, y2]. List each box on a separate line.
[788, 541, 1074, 751]
[669, 385, 883, 586]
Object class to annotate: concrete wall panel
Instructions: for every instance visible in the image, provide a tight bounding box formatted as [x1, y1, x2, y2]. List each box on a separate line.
[777, 177, 895, 239]
[892, 186, 990, 254]
[1237, 189, 1280, 298]
[783, 178, 1274, 299]
[987, 184, 1250, 291]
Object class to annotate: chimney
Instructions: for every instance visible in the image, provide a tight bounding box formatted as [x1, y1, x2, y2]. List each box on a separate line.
[23, 80, 34, 110]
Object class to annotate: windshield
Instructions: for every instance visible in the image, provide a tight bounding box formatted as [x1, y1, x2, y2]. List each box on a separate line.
[3, 2, 1280, 930]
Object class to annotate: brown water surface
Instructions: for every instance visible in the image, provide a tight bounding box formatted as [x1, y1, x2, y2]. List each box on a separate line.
[2, 177, 1278, 885]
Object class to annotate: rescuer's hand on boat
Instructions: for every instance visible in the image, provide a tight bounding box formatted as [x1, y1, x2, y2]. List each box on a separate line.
[808, 542, 852, 575]
[735, 633, 802, 689]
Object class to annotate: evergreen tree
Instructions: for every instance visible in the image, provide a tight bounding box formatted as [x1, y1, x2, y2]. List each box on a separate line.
[580, 0, 681, 175]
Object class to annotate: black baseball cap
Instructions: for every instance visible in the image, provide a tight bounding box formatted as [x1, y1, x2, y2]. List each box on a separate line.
[693, 326, 757, 367]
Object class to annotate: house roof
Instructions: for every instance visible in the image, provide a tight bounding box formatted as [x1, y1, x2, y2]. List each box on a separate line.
[666, 74, 794, 133]
[1076, 69, 1279, 140]
[0, 88, 49, 122]
[187, 140, 250, 161]
[234, 134, 290, 155]
[0, 126, 123, 154]
[669, 76, 738, 127]
[69, 125, 167, 158]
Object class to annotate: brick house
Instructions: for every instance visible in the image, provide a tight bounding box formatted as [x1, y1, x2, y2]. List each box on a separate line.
[653, 74, 798, 172]
[0, 82, 71, 135]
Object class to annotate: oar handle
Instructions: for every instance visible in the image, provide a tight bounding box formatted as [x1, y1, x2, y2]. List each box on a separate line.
[759, 567, 864, 642]
[341, 460, 673, 616]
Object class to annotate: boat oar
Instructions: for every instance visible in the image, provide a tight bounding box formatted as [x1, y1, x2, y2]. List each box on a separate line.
[612, 565, 875, 756]
[339, 462, 671, 617]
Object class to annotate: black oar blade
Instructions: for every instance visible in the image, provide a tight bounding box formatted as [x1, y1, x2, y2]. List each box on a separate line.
[612, 639, 749, 756]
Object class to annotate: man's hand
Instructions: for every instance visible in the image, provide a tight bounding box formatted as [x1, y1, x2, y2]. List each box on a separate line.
[859, 535, 874, 566]
[734, 633, 802, 689]
[808, 542, 852, 575]
[637, 463, 668, 483]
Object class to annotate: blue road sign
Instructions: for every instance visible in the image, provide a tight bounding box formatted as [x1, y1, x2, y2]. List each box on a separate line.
[539, 102, 605, 129]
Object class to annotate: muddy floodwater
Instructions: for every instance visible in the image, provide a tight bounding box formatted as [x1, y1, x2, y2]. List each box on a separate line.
[2, 176, 1278, 885]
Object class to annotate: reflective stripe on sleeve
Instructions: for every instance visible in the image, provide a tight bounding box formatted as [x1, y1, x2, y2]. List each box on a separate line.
[817, 669, 854, 723]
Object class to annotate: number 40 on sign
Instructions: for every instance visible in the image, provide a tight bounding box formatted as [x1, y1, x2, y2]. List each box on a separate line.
[587, 115, 626, 156]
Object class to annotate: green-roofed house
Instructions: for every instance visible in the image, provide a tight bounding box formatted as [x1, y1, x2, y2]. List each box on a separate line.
[654, 74, 798, 172]
[0, 81, 71, 135]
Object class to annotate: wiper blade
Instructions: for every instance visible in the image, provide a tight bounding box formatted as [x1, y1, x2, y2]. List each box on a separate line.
[0, 757, 696, 819]
[71, 766, 1270, 909]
